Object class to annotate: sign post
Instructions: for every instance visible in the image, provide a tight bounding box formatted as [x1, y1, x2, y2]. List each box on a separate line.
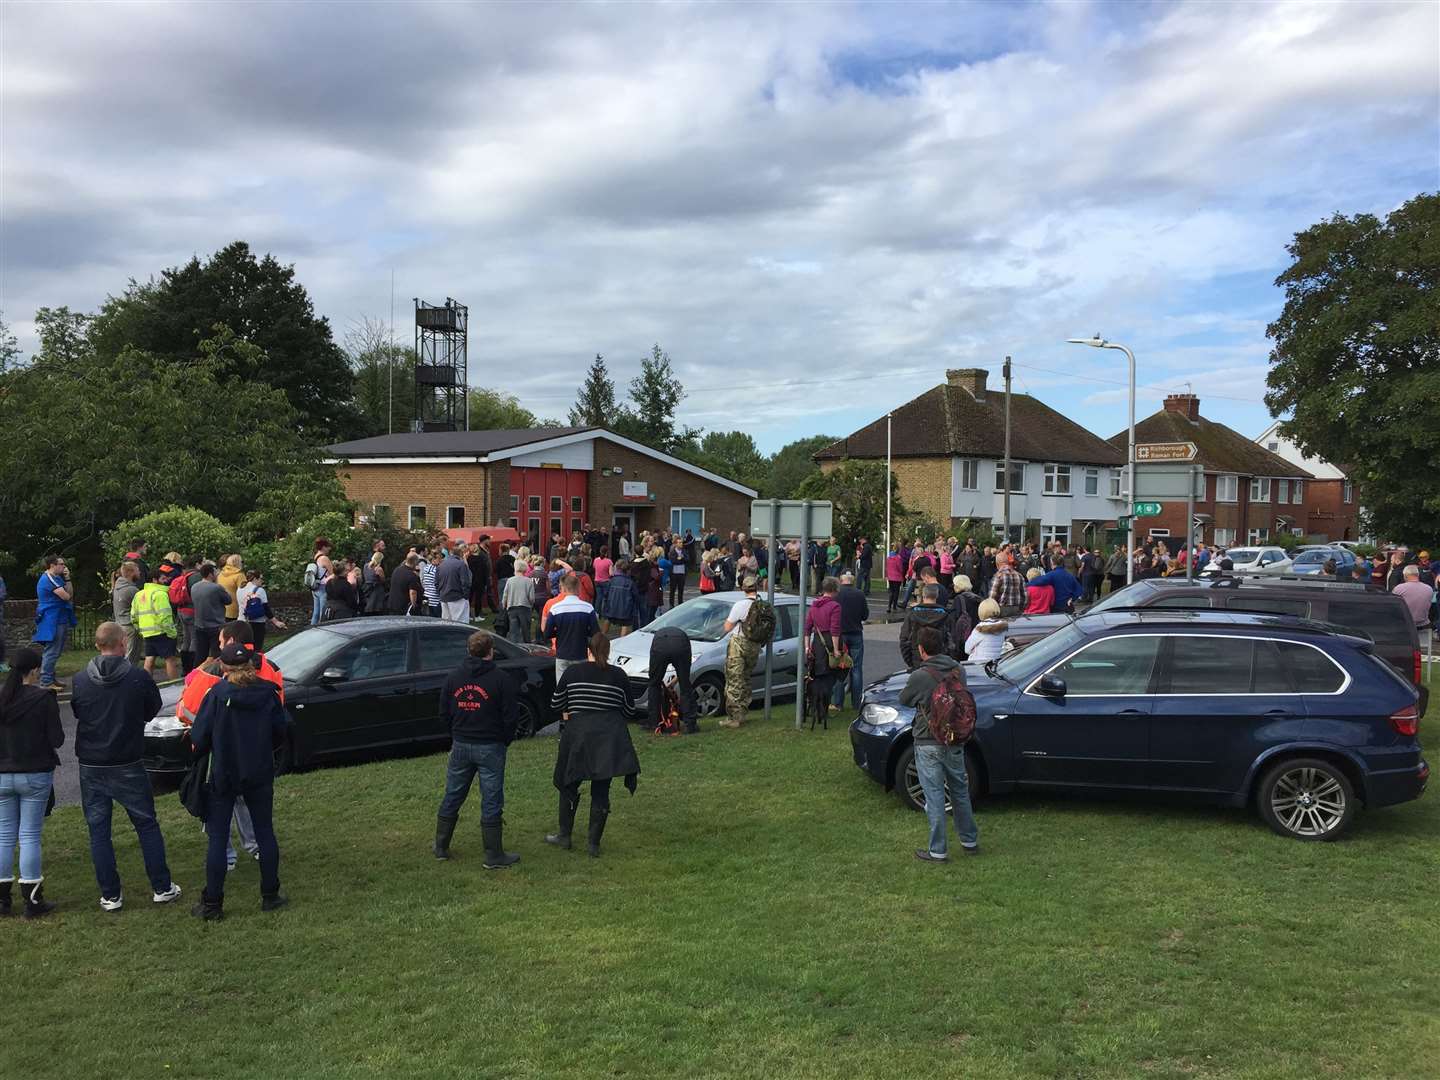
[1131, 502, 1163, 517]
[1185, 465, 1197, 582]
[764, 500, 777, 722]
[1136, 442, 1198, 462]
[795, 502, 810, 732]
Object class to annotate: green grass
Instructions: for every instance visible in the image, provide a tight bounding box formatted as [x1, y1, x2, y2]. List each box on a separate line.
[10, 708, 1440, 1079]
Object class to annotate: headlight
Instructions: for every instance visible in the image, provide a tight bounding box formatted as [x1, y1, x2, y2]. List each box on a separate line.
[859, 703, 902, 728]
[144, 715, 187, 737]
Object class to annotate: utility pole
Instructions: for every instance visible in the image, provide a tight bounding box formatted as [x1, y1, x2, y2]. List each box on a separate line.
[884, 412, 892, 558]
[1002, 356, 1013, 543]
[388, 268, 395, 435]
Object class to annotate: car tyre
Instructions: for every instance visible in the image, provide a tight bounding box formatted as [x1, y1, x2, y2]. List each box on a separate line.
[1257, 756, 1355, 841]
[272, 736, 294, 778]
[516, 696, 540, 739]
[894, 742, 982, 813]
[693, 674, 724, 719]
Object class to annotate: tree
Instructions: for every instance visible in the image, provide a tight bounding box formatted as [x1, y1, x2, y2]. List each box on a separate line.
[0, 313, 20, 375]
[689, 430, 768, 493]
[568, 354, 617, 427]
[796, 459, 904, 549]
[1265, 193, 1440, 541]
[87, 240, 363, 440]
[102, 507, 240, 569]
[33, 306, 91, 366]
[614, 344, 699, 454]
[468, 387, 555, 430]
[347, 317, 417, 438]
[768, 434, 838, 499]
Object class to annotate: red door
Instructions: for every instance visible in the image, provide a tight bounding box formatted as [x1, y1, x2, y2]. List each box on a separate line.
[510, 468, 587, 552]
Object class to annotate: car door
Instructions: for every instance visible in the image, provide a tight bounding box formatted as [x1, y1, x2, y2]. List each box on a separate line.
[1148, 636, 1305, 794]
[411, 626, 479, 740]
[1008, 633, 1161, 789]
[755, 603, 802, 693]
[300, 629, 416, 754]
[489, 635, 556, 734]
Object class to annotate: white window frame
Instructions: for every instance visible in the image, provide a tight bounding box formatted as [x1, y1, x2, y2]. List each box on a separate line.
[994, 461, 1025, 493]
[1248, 527, 1270, 544]
[1084, 468, 1099, 496]
[1250, 477, 1271, 502]
[1108, 471, 1123, 499]
[669, 507, 705, 533]
[1276, 479, 1289, 504]
[1148, 528, 1171, 538]
[446, 505, 465, 529]
[1043, 464, 1071, 495]
[1293, 480, 1303, 504]
[1291, 527, 1304, 537]
[959, 458, 979, 491]
[1041, 524, 1070, 546]
[1213, 527, 1235, 547]
[1216, 475, 1238, 503]
[1342, 480, 1353, 504]
[408, 505, 427, 529]
[373, 503, 390, 518]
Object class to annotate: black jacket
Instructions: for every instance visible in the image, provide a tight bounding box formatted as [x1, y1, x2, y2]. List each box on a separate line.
[900, 605, 950, 670]
[389, 565, 422, 615]
[440, 657, 519, 745]
[71, 655, 162, 767]
[325, 575, 360, 618]
[836, 586, 868, 634]
[0, 685, 64, 773]
[191, 679, 289, 797]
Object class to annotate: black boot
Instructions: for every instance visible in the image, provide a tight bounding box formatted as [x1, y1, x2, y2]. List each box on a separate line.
[20, 879, 56, 918]
[261, 892, 289, 912]
[190, 891, 224, 921]
[434, 813, 458, 860]
[481, 820, 520, 869]
[545, 794, 576, 850]
[0, 880, 11, 916]
[587, 808, 609, 858]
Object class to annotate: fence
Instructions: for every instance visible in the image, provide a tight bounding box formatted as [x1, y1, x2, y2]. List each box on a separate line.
[3, 591, 315, 652]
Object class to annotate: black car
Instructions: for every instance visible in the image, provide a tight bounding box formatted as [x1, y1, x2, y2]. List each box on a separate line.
[143, 618, 558, 775]
[851, 610, 1427, 840]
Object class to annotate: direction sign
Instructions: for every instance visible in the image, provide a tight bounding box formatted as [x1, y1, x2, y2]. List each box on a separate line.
[750, 499, 833, 540]
[1136, 442, 1197, 462]
[1132, 502, 1163, 517]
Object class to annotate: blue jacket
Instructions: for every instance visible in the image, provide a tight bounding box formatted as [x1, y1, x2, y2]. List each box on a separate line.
[604, 574, 639, 622]
[1032, 568, 1082, 613]
[34, 571, 76, 642]
[435, 554, 472, 603]
[191, 679, 289, 796]
[546, 594, 601, 661]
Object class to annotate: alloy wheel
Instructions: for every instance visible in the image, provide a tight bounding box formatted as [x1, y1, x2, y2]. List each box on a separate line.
[1269, 765, 1347, 837]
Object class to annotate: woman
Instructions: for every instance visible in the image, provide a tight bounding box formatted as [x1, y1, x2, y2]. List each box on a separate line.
[1105, 546, 1127, 594]
[635, 553, 662, 628]
[668, 539, 687, 608]
[112, 560, 144, 667]
[217, 554, 246, 620]
[0, 649, 64, 917]
[323, 557, 361, 620]
[237, 569, 286, 652]
[500, 563, 535, 644]
[605, 560, 641, 636]
[592, 546, 614, 622]
[189, 643, 289, 920]
[964, 599, 1009, 663]
[1023, 567, 1053, 615]
[952, 574, 982, 628]
[698, 549, 719, 595]
[884, 545, 904, 613]
[362, 551, 388, 615]
[309, 538, 335, 626]
[545, 633, 641, 857]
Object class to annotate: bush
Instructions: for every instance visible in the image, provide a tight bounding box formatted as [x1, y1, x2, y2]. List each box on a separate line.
[272, 511, 355, 592]
[102, 507, 240, 572]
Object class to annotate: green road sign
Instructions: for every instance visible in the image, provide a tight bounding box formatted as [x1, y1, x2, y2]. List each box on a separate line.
[1132, 502, 1163, 517]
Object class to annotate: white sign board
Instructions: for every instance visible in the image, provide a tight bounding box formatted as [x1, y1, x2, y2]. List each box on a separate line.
[621, 481, 648, 501]
[1134, 465, 1203, 499]
[750, 499, 834, 539]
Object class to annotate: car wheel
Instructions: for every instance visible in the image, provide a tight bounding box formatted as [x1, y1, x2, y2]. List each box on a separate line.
[273, 736, 294, 778]
[693, 674, 724, 718]
[516, 696, 540, 739]
[1257, 757, 1355, 840]
[894, 743, 981, 813]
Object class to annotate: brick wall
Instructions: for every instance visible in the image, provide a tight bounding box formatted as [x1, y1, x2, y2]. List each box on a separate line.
[1302, 479, 1361, 542]
[886, 456, 952, 523]
[337, 462, 502, 529]
[588, 437, 752, 535]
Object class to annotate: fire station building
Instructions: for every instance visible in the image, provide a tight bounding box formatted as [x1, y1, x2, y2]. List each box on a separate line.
[326, 427, 756, 547]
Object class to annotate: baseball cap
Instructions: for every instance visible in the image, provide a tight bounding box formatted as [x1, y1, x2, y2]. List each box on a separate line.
[741, 574, 759, 591]
[219, 642, 252, 666]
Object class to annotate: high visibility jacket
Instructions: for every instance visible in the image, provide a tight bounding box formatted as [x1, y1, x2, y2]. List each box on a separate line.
[131, 583, 177, 639]
[177, 648, 285, 726]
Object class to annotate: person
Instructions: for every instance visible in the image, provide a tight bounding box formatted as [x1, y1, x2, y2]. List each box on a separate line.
[546, 633, 641, 856]
[855, 537, 874, 594]
[988, 552, 1026, 618]
[952, 574, 982, 629]
[434, 630, 520, 867]
[719, 575, 765, 729]
[237, 569, 285, 651]
[420, 548, 443, 617]
[648, 625, 697, 735]
[1029, 564, 1082, 614]
[1386, 548, 1412, 592]
[33, 555, 76, 691]
[217, 554, 246, 619]
[323, 557, 361, 620]
[189, 642, 289, 920]
[979, 545, 997, 596]
[1105, 546, 1128, 595]
[825, 536, 842, 579]
[467, 536, 492, 617]
[901, 625, 979, 862]
[306, 539, 334, 627]
[592, 546, 614, 620]
[130, 565, 183, 680]
[388, 552, 423, 615]
[112, 560, 144, 667]
[71, 621, 183, 913]
[437, 541, 473, 623]
[804, 577, 844, 719]
[1079, 547, 1103, 603]
[170, 555, 201, 674]
[604, 561, 641, 636]
[190, 563, 229, 662]
[1023, 568, 1053, 615]
[1394, 565, 1434, 646]
[964, 599, 1009, 663]
[900, 583, 950, 670]
[543, 574, 600, 683]
[501, 564, 535, 644]
[884, 543, 904, 613]
[123, 539, 151, 586]
[668, 538, 687, 608]
[362, 550, 388, 615]
[1416, 550, 1435, 587]
[833, 572, 868, 711]
[0, 648, 65, 916]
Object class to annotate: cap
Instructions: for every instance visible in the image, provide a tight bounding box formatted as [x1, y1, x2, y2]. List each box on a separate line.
[741, 574, 759, 591]
[219, 642, 253, 666]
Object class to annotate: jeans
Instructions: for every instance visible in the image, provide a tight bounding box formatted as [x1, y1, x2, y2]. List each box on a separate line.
[80, 762, 174, 898]
[206, 783, 279, 901]
[898, 578, 917, 609]
[914, 743, 979, 856]
[669, 573, 685, 608]
[38, 625, 68, 686]
[832, 631, 865, 708]
[887, 581, 901, 611]
[310, 590, 326, 626]
[648, 634, 694, 730]
[506, 607, 531, 644]
[859, 568, 872, 594]
[560, 776, 611, 815]
[438, 740, 507, 824]
[0, 771, 52, 881]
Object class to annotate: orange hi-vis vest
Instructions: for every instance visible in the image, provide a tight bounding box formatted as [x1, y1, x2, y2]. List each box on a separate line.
[177, 648, 285, 726]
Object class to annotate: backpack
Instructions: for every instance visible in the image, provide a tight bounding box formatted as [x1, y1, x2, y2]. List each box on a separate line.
[168, 572, 192, 609]
[741, 598, 776, 645]
[304, 561, 328, 591]
[943, 607, 972, 660]
[927, 667, 976, 746]
[242, 592, 267, 621]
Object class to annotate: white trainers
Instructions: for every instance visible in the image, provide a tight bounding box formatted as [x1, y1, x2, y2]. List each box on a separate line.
[99, 895, 124, 912]
[152, 883, 182, 904]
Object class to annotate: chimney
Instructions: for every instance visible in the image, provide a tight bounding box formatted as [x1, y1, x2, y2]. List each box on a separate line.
[947, 368, 988, 401]
[1163, 393, 1200, 421]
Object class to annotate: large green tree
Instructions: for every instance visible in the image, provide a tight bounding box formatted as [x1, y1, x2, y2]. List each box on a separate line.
[88, 240, 362, 440]
[0, 313, 22, 375]
[568, 354, 617, 427]
[347, 317, 417, 438]
[614, 344, 699, 454]
[768, 434, 838, 499]
[1265, 193, 1440, 540]
[689, 430, 768, 493]
[468, 386, 555, 430]
[796, 459, 904, 548]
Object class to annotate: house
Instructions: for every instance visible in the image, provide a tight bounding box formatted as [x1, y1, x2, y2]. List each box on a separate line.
[814, 368, 1127, 547]
[1253, 420, 1362, 542]
[1109, 395, 1312, 549]
[325, 427, 757, 549]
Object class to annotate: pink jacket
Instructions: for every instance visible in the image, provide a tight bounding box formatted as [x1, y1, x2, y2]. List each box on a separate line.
[884, 554, 903, 583]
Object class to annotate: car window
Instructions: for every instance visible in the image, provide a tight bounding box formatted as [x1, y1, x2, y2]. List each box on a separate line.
[1148, 595, 1212, 609]
[1324, 599, 1412, 648]
[1260, 551, 1285, 565]
[1251, 639, 1292, 693]
[777, 604, 798, 641]
[1226, 549, 1259, 564]
[329, 632, 411, 680]
[997, 623, 1085, 681]
[1048, 635, 1160, 695]
[1276, 641, 1345, 692]
[417, 629, 473, 672]
[1225, 596, 1309, 618]
[1162, 636, 1254, 694]
[645, 598, 733, 642]
[1086, 581, 1155, 614]
[266, 627, 346, 682]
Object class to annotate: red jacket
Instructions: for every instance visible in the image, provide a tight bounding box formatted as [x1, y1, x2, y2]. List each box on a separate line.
[177, 648, 284, 725]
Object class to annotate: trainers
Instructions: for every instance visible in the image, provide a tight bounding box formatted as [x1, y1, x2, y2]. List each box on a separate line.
[961, 845, 980, 857]
[914, 850, 948, 863]
[153, 883, 182, 904]
[99, 895, 124, 912]
[226, 852, 237, 872]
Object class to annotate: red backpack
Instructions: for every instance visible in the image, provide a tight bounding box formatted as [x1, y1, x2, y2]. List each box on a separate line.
[168, 571, 192, 610]
[927, 668, 976, 746]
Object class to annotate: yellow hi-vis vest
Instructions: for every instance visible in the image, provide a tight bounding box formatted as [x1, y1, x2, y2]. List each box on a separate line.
[131, 583, 176, 639]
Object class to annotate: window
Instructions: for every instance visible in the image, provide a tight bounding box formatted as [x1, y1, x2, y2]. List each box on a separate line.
[1109, 471, 1123, 498]
[1342, 481, 1353, 504]
[670, 507, 705, 534]
[994, 461, 1025, 492]
[1250, 477, 1272, 502]
[1251, 641, 1293, 694]
[528, 495, 541, 514]
[1267, 440, 1279, 451]
[1292, 480, 1303, 504]
[416, 629, 474, 672]
[959, 459, 979, 490]
[549, 518, 561, 540]
[571, 496, 583, 513]
[1084, 468, 1100, 496]
[1276, 479, 1289, 504]
[1216, 475, 1239, 503]
[1163, 637, 1255, 694]
[1213, 528, 1235, 547]
[446, 506, 465, 528]
[570, 518, 582, 537]
[1148, 529, 1171, 538]
[1041, 524, 1070, 546]
[1247, 528, 1270, 543]
[508, 518, 519, 533]
[408, 505, 427, 529]
[510, 495, 519, 513]
[1149, 595, 1212, 609]
[1043, 464, 1071, 495]
[373, 503, 390, 519]
[1045, 636, 1161, 696]
[329, 633, 410, 680]
[1225, 595, 1308, 618]
[550, 495, 562, 513]
[1291, 527, 1304, 537]
[1277, 642, 1345, 693]
[1325, 601, 1412, 648]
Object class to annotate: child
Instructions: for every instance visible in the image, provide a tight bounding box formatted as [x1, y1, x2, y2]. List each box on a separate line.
[1022, 567, 1053, 616]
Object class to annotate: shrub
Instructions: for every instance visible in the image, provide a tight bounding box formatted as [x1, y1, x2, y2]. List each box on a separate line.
[102, 507, 240, 572]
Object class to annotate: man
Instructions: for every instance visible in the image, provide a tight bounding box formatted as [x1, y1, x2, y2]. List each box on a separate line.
[989, 552, 1026, 618]
[468, 535, 492, 617]
[1416, 551, 1435, 587]
[420, 548, 443, 617]
[900, 625, 979, 862]
[434, 630, 520, 868]
[33, 555, 76, 691]
[131, 566, 182, 680]
[1029, 564, 1083, 614]
[1387, 548, 1413, 592]
[190, 563, 229, 662]
[833, 572, 868, 710]
[1195, 543, 1211, 572]
[173, 555, 202, 673]
[648, 624, 697, 735]
[719, 575, 763, 729]
[917, 564, 953, 611]
[389, 551, 423, 615]
[112, 560, 144, 666]
[979, 545, 997, 595]
[855, 537, 874, 594]
[1394, 565, 1435, 648]
[71, 621, 183, 912]
[435, 541, 473, 623]
[123, 539, 151, 587]
[900, 583, 951, 670]
[543, 573, 600, 682]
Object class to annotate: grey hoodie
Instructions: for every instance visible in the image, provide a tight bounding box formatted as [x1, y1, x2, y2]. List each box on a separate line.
[899, 653, 964, 746]
[112, 576, 139, 625]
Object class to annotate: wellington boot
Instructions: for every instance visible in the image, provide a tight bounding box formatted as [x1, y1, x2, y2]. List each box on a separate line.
[545, 793, 576, 849]
[481, 821, 520, 869]
[19, 879, 54, 918]
[435, 813, 458, 860]
[190, 891, 224, 921]
[0, 880, 12, 916]
[587, 809, 609, 858]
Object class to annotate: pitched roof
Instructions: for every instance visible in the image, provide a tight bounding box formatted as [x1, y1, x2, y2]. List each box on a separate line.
[814, 382, 1125, 466]
[1110, 411, 1312, 478]
[328, 427, 594, 458]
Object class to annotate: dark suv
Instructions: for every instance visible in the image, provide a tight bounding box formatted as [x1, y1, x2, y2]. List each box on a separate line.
[850, 610, 1427, 840]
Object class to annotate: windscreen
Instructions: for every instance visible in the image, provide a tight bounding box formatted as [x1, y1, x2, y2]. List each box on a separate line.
[644, 597, 734, 642]
[264, 627, 346, 681]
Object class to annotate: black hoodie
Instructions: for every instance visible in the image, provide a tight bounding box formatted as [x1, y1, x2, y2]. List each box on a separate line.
[0, 685, 65, 773]
[441, 657, 519, 745]
[71, 655, 163, 767]
[191, 679, 289, 797]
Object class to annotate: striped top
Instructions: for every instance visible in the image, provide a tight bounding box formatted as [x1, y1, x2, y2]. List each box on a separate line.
[420, 562, 440, 605]
[551, 661, 638, 719]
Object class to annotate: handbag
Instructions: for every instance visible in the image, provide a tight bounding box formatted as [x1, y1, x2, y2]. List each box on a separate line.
[492, 608, 510, 636]
[179, 751, 212, 820]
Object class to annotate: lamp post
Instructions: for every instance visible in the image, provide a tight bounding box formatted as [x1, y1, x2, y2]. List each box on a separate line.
[1067, 334, 1137, 586]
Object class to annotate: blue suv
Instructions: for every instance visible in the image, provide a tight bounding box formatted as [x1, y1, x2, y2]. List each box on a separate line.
[850, 610, 1427, 840]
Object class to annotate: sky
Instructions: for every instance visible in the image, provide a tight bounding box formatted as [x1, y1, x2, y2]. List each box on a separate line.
[2, 0, 1437, 453]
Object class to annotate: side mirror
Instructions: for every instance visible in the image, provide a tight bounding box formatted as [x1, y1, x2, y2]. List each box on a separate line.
[318, 667, 346, 684]
[1037, 674, 1067, 699]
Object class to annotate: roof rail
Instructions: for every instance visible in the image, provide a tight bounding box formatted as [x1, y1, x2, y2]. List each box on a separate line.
[1205, 573, 1376, 590]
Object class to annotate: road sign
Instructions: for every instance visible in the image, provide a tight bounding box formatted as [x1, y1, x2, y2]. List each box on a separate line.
[750, 499, 833, 540]
[1132, 502, 1163, 517]
[1134, 464, 1204, 499]
[1136, 442, 1198, 462]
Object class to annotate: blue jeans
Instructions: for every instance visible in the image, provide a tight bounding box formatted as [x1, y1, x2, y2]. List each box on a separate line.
[38, 625, 69, 686]
[914, 743, 979, 857]
[438, 740, 507, 825]
[833, 631, 865, 708]
[0, 771, 52, 881]
[80, 763, 174, 899]
[206, 783, 279, 900]
[310, 590, 326, 626]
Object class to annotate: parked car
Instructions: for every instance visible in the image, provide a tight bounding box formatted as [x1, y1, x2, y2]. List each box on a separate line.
[608, 591, 812, 717]
[143, 617, 558, 776]
[1200, 547, 1292, 576]
[1290, 548, 1358, 576]
[850, 610, 1427, 840]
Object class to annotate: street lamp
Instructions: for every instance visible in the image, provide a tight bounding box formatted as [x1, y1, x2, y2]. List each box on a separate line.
[1067, 334, 1137, 585]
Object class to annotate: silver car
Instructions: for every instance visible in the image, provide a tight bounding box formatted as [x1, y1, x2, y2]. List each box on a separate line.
[608, 590, 811, 717]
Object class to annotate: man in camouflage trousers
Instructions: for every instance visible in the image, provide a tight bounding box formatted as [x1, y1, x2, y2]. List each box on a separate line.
[719, 576, 762, 728]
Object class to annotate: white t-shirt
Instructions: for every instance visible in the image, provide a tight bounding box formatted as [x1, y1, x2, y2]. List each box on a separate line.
[237, 583, 268, 622]
[727, 598, 753, 626]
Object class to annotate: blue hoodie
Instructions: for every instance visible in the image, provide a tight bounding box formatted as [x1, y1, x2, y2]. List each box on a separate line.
[1031, 568, 1082, 613]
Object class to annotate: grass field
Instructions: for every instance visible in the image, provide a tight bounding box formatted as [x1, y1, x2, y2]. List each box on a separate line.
[10, 701, 1440, 1079]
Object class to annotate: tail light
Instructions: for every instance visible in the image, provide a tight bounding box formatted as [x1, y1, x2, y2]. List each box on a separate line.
[1414, 650, 1423, 686]
[1390, 704, 1420, 738]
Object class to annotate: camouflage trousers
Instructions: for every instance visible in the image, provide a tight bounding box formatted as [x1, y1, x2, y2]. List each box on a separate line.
[724, 636, 758, 726]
